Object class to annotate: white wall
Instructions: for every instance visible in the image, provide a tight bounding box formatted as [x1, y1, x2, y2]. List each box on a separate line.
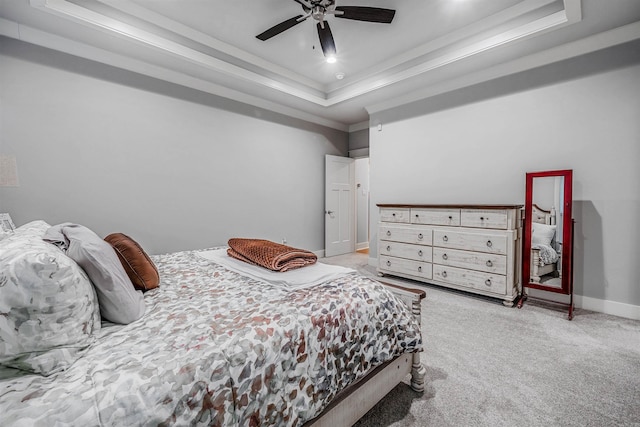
[0, 38, 348, 254]
[369, 54, 640, 313]
[355, 157, 370, 248]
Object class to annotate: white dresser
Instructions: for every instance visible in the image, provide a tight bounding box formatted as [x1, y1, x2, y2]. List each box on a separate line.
[377, 204, 522, 306]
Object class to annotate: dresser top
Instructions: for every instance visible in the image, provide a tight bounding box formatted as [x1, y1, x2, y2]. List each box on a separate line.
[377, 204, 523, 209]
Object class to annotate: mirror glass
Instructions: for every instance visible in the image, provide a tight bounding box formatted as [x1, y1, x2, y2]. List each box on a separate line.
[529, 176, 564, 288]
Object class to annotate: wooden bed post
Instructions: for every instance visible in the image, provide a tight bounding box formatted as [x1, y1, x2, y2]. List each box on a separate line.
[410, 295, 426, 392]
[380, 281, 427, 392]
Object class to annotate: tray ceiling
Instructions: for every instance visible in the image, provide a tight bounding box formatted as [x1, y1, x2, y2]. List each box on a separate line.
[1, 0, 639, 130]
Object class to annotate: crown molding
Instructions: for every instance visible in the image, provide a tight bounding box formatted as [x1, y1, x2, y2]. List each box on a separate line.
[365, 21, 640, 116]
[1, 18, 349, 131]
[348, 121, 370, 133]
[28, 0, 581, 108]
[10, 0, 630, 129]
[29, 0, 330, 104]
[0, 17, 19, 38]
[97, 0, 324, 93]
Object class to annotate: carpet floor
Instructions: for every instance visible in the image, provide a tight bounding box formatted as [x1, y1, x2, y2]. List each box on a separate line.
[321, 252, 640, 427]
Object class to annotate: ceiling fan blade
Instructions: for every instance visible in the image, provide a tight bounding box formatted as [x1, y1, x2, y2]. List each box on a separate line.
[256, 15, 306, 41]
[317, 21, 336, 57]
[334, 6, 395, 23]
[293, 0, 312, 10]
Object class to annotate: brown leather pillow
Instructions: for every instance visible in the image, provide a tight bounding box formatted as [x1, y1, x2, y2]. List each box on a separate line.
[104, 233, 159, 291]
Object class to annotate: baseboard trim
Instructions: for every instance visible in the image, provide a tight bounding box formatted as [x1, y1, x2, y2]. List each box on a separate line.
[356, 242, 369, 251]
[369, 257, 640, 320]
[574, 295, 640, 320]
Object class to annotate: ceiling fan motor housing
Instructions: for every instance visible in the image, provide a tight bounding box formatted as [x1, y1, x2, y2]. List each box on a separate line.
[312, 7, 325, 22]
[257, 0, 395, 57]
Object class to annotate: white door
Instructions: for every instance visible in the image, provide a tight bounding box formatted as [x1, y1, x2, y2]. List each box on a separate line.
[325, 155, 355, 257]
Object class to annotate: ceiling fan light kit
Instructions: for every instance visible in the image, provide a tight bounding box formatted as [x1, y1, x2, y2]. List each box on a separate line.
[256, 0, 396, 58]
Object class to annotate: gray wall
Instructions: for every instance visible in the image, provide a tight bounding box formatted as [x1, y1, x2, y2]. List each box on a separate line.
[0, 37, 348, 254]
[369, 44, 640, 309]
[348, 129, 369, 151]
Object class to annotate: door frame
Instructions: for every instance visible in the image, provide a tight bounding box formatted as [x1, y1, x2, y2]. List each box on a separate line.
[353, 156, 370, 253]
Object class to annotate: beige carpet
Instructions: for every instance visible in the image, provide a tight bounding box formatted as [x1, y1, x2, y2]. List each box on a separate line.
[321, 252, 640, 427]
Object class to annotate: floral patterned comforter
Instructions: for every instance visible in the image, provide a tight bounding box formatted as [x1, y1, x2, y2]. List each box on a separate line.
[0, 249, 422, 426]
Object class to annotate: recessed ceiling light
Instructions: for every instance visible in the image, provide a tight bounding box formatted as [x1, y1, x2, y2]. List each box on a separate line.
[335, 72, 345, 80]
[326, 56, 337, 64]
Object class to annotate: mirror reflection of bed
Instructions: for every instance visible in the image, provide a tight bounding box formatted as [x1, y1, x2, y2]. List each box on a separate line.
[530, 204, 562, 287]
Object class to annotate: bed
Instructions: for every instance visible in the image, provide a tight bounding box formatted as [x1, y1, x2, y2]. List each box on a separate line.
[0, 221, 425, 427]
[529, 204, 560, 283]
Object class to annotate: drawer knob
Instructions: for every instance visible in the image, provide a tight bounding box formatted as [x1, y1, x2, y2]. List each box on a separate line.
[392, 213, 396, 217]
[386, 230, 391, 237]
[415, 214, 419, 218]
[418, 250, 423, 256]
[442, 253, 448, 260]
[485, 279, 492, 286]
[480, 216, 485, 220]
[448, 215, 453, 220]
[486, 260, 493, 267]
[418, 266, 422, 273]
[486, 240, 493, 247]
[386, 260, 391, 267]
[386, 245, 391, 252]
[443, 235, 449, 242]
[442, 271, 448, 278]
[418, 233, 423, 240]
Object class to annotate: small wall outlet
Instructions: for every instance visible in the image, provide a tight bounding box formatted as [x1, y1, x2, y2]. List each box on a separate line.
[282, 238, 287, 245]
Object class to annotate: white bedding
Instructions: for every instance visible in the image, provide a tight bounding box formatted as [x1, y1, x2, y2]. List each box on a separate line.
[197, 248, 355, 290]
[1, 246, 421, 427]
[532, 243, 559, 265]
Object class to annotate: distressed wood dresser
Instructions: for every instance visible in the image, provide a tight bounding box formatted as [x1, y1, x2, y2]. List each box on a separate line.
[377, 204, 522, 306]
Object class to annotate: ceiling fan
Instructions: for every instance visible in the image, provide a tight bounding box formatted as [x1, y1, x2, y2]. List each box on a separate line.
[256, 0, 396, 59]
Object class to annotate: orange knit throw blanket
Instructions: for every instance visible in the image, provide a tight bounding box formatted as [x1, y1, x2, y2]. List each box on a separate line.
[227, 238, 317, 272]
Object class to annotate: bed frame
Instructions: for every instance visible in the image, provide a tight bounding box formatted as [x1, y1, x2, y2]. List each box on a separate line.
[304, 282, 426, 427]
[530, 204, 558, 283]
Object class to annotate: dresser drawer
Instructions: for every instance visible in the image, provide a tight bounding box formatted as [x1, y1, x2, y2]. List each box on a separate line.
[379, 224, 432, 245]
[433, 264, 507, 295]
[432, 247, 507, 275]
[411, 208, 461, 226]
[433, 230, 507, 255]
[460, 209, 508, 229]
[379, 242, 432, 262]
[379, 255, 432, 280]
[380, 208, 410, 223]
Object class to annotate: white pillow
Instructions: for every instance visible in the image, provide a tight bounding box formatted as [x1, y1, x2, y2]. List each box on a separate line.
[0, 222, 101, 375]
[43, 223, 146, 325]
[531, 222, 556, 246]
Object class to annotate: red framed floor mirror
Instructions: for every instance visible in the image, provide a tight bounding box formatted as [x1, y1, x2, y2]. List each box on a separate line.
[518, 169, 575, 319]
